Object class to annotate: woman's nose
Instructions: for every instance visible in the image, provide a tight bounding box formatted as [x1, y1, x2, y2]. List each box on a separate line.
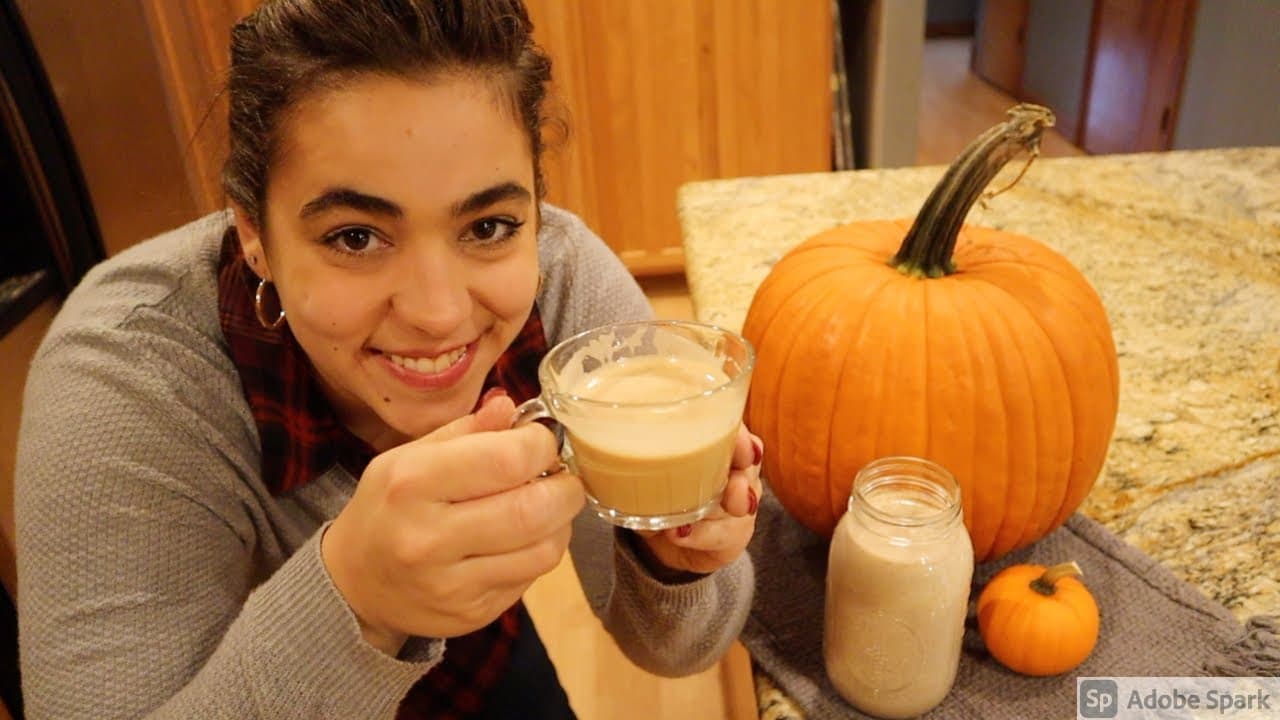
[390, 251, 471, 336]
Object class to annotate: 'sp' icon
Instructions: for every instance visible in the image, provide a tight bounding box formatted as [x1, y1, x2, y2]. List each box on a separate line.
[1079, 679, 1119, 718]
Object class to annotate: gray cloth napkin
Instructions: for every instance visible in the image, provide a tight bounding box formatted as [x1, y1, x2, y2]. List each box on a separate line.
[742, 490, 1279, 719]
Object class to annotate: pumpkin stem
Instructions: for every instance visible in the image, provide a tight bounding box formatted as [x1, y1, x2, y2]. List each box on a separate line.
[890, 103, 1055, 278]
[1030, 561, 1084, 596]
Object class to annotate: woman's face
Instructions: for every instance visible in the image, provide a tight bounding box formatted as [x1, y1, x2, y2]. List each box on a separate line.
[236, 73, 540, 450]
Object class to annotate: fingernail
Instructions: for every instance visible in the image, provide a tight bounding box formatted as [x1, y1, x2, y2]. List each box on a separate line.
[751, 438, 763, 466]
[481, 386, 509, 404]
[747, 487, 759, 516]
[676, 524, 693, 538]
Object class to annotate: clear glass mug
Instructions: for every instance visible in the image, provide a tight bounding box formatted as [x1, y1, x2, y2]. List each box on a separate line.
[512, 320, 754, 530]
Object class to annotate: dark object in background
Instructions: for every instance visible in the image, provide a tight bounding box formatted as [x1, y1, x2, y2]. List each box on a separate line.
[0, 583, 21, 718]
[0, 0, 103, 338]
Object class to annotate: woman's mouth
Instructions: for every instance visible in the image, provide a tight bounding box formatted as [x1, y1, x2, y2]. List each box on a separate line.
[375, 342, 476, 391]
[385, 346, 467, 374]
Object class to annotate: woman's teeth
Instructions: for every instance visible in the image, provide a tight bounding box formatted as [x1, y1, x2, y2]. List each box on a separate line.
[387, 347, 466, 374]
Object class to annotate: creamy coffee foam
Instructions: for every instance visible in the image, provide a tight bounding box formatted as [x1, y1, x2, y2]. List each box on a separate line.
[563, 354, 739, 516]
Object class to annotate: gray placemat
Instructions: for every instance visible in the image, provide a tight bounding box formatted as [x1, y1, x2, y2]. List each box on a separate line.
[743, 490, 1279, 719]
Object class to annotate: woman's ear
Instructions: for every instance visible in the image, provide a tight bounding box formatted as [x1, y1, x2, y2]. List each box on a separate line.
[232, 204, 273, 281]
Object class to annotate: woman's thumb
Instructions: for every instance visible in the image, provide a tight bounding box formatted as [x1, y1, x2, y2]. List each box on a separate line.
[420, 389, 516, 444]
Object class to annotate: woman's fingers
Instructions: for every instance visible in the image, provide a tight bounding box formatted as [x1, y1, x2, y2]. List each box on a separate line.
[648, 512, 756, 575]
[719, 450, 763, 519]
[729, 425, 763, 471]
[441, 469, 585, 557]
[719, 469, 753, 517]
[455, 520, 573, 588]
[370, 422, 560, 513]
[723, 425, 763, 516]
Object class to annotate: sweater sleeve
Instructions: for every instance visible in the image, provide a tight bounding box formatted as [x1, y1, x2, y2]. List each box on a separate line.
[15, 319, 439, 719]
[536, 205, 756, 676]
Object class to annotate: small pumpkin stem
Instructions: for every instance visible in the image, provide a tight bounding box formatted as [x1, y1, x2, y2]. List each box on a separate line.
[890, 103, 1055, 278]
[1030, 561, 1084, 596]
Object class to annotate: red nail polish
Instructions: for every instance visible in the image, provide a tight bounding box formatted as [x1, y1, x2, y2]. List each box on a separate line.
[676, 524, 693, 538]
[481, 386, 509, 404]
[751, 439, 763, 466]
[747, 487, 759, 516]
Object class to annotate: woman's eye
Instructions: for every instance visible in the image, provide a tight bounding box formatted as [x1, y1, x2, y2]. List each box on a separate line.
[463, 217, 524, 246]
[322, 227, 386, 255]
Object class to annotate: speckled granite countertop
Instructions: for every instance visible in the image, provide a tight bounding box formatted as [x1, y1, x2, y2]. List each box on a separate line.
[677, 147, 1280, 718]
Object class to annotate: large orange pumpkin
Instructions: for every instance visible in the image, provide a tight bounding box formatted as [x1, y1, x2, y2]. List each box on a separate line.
[742, 105, 1119, 561]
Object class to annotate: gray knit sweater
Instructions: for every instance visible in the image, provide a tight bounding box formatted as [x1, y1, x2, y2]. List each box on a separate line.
[15, 207, 754, 719]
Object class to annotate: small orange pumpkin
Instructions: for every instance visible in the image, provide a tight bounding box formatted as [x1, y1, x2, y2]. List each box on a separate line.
[976, 560, 1100, 676]
[742, 104, 1119, 561]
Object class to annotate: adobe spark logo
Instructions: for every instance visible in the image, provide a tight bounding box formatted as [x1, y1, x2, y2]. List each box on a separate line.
[1079, 678, 1119, 718]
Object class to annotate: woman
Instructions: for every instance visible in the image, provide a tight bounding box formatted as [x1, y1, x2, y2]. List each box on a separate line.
[14, 1, 761, 717]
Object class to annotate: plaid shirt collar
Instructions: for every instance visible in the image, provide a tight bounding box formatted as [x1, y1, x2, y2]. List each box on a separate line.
[215, 232, 548, 495]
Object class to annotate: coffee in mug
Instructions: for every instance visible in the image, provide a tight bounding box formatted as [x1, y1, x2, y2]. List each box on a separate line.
[513, 320, 754, 530]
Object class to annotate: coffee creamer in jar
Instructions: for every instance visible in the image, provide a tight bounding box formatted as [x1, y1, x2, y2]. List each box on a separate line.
[823, 456, 973, 718]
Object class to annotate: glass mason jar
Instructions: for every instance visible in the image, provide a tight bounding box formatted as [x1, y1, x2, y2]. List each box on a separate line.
[823, 456, 974, 719]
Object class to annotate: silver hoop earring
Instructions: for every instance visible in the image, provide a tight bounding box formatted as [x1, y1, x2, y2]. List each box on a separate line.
[254, 277, 286, 329]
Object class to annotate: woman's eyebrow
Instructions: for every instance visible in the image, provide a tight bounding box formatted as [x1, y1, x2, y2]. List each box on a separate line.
[299, 188, 403, 219]
[451, 182, 532, 217]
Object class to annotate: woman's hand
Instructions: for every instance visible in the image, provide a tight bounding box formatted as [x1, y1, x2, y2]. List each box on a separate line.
[634, 424, 762, 577]
[321, 393, 584, 655]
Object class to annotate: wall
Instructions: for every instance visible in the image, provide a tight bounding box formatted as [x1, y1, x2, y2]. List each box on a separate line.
[1173, 0, 1280, 149]
[0, 298, 57, 598]
[848, 0, 925, 168]
[1021, 0, 1092, 143]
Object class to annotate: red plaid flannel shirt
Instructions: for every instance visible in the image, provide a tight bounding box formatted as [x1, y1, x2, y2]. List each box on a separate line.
[216, 232, 548, 718]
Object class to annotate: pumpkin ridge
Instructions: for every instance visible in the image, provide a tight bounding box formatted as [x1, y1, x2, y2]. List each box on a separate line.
[833, 280, 896, 509]
[969, 255, 1117, 370]
[746, 257, 850, 452]
[975, 272, 1091, 543]
[961, 246, 1118, 534]
[960, 278, 1040, 560]
[994, 287, 1046, 560]
[1010, 269, 1118, 529]
[829, 268, 911, 531]
[922, 276, 980, 543]
[960, 232, 1116, 384]
[820, 270, 900, 529]
[940, 281, 1007, 560]
[750, 262, 861, 529]
[963, 272, 1076, 553]
[777, 271, 880, 529]
[873, 273, 932, 462]
[1064, 588, 1101, 637]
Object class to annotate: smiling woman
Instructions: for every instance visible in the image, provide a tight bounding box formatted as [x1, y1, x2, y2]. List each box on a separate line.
[236, 74, 543, 450]
[13, 2, 761, 719]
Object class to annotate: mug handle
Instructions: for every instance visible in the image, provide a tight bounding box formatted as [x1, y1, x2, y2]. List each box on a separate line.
[511, 398, 569, 477]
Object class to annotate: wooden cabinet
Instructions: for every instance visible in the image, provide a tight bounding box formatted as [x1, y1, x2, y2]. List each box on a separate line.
[525, 1, 833, 275]
[141, 0, 258, 215]
[147, 0, 837, 276]
[23, 1, 832, 272]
